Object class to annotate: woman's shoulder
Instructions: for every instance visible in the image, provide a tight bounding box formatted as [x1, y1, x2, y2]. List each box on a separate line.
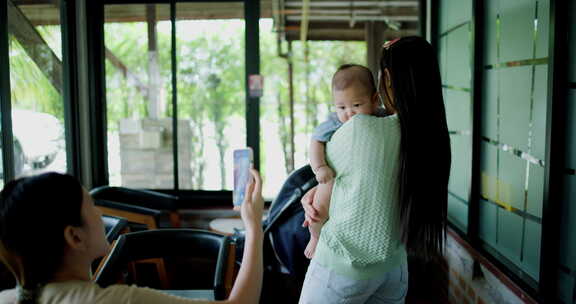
[41, 281, 211, 304]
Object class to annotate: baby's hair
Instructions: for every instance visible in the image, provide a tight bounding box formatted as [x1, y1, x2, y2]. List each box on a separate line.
[331, 64, 377, 97]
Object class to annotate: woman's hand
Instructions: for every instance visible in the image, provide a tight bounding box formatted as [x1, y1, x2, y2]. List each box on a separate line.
[301, 186, 322, 227]
[237, 169, 264, 234]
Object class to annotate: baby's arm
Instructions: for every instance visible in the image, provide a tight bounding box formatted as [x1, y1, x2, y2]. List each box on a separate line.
[309, 139, 334, 184]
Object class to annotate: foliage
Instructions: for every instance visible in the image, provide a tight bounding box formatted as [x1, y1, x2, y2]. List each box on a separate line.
[8, 16, 365, 191]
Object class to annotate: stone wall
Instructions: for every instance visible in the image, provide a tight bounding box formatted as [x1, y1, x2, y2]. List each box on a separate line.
[118, 118, 192, 189]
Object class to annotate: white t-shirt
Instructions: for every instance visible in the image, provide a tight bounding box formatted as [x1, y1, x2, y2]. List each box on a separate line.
[0, 281, 212, 304]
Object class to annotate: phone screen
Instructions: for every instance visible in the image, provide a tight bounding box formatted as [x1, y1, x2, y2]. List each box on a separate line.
[233, 148, 253, 206]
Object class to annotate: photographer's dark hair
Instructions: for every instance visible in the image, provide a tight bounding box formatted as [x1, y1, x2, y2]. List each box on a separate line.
[380, 36, 451, 260]
[0, 173, 84, 303]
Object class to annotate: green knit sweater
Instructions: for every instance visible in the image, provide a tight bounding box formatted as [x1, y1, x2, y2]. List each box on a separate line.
[315, 114, 406, 280]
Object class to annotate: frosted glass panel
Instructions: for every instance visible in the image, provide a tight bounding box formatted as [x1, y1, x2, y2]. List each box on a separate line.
[500, 66, 532, 150]
[498, 152, 526, 210]
[567, 91, 576, 169]
[449, 135, 472, 200]
[526, 164, 544, 217]
[484, 0, 499, 65]
[439, 36, 448, 83]
[449, 0, 471, 31]
[480, 143, 498, 201]
[522, 220, 541, 280]
[535, 0, 549, 58]
[481, 70, 498, 139]
[448, 195, 468, 232]
[439, 0, 450, 33]
[496, 209, 523, 264]
[479, 199, 497, 246]
[446, 25, 471, 88]
[500, 0, 536, 63]
[568, 0, 576, 82]
[445, 90, 471, 131]
[559, 176, 576, 270]
[531, 65, 548, 161]
[440, 0, 472, 33]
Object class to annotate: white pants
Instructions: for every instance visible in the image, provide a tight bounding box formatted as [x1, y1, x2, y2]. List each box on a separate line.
[298, 260, 408, 304]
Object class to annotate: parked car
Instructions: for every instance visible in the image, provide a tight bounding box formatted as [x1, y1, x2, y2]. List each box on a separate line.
[0, 109, 64, 177]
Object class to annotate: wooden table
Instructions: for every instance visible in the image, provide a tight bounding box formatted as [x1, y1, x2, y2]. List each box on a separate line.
[209, 218, 244, 236]
[209, 214, 268, 235]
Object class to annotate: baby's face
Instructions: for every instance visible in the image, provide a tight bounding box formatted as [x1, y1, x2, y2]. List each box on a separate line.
[333, 86, 378, 123]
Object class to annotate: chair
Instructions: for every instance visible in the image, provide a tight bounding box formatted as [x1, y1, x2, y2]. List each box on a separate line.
[102, 215, 129, 243]
[95, 199, 163, 230]
[90, 186, 181, 227]
[94, 229, 234, 300]
[93, 215, 130, 276]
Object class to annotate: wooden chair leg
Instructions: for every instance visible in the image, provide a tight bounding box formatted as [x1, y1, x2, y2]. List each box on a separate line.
[169, 212, 181, 228]
[224, 242, 237, 297]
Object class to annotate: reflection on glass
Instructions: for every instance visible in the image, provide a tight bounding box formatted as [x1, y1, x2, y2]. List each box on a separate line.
[8, 1, 67, 178]
[105, 4, 173, 189]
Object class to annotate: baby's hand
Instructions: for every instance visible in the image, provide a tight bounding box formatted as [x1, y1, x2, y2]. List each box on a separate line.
[315, 165, 334, 184]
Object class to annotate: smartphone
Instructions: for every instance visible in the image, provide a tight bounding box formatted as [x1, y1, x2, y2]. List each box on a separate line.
[233, 148, 253, 206]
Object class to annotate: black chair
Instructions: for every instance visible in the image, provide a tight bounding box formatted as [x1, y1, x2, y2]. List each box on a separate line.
[90, 186, 181, 227]
[94, 229, 233, 300]
[95, 199, 163, 230]
[102, 215, 129, 243]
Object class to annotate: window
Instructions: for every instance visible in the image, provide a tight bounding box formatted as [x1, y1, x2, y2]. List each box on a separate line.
[175, 2, 246, 191]
[104, 4, 174, 188]
[7, 0, 68, 178]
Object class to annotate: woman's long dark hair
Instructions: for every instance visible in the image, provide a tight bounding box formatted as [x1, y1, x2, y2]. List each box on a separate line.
[380, 36, 451, 259]
[0, 172, 84, 303]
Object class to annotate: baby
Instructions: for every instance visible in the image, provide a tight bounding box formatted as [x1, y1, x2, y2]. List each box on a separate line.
[304, 64, 387, 259]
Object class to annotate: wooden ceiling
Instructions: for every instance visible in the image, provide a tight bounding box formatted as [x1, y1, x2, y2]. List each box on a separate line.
[13, 0, 419, 41]
[278, 0, 420, 41]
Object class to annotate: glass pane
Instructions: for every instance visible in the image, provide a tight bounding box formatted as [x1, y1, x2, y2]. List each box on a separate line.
[439, 36, 448, 82]
[500, 66, 532, 151]
[8, 1, 67, 178]
[175, 2, 245, 191]
[500, 0, 536, 63]
[522, 220, 541, 280]
[570, 0, 576, 83]
[104, 4, 174, 188]
[484, 0, 499, 66]
[496, 209, 522, 264]
[447, 195, 467, 232]
[531, 65, 548, 161]
[440, 0, 472, 33]
[526, 164, 544, 217]
[498, 151, 526, 211]
[445, 90, 471, 132]
[439, 0, 449, 34]
[567, 90, 576, 169]
[260, 38, 366, 198]
[535, 0, 549, 59]
[481, 70, 498, 139]
[445, 25, 471, 89]
[478, 199, 497, 247]
[559, 175, 576, 270]
[449, 134, 472, 201]
[480, 142, 498, 202]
